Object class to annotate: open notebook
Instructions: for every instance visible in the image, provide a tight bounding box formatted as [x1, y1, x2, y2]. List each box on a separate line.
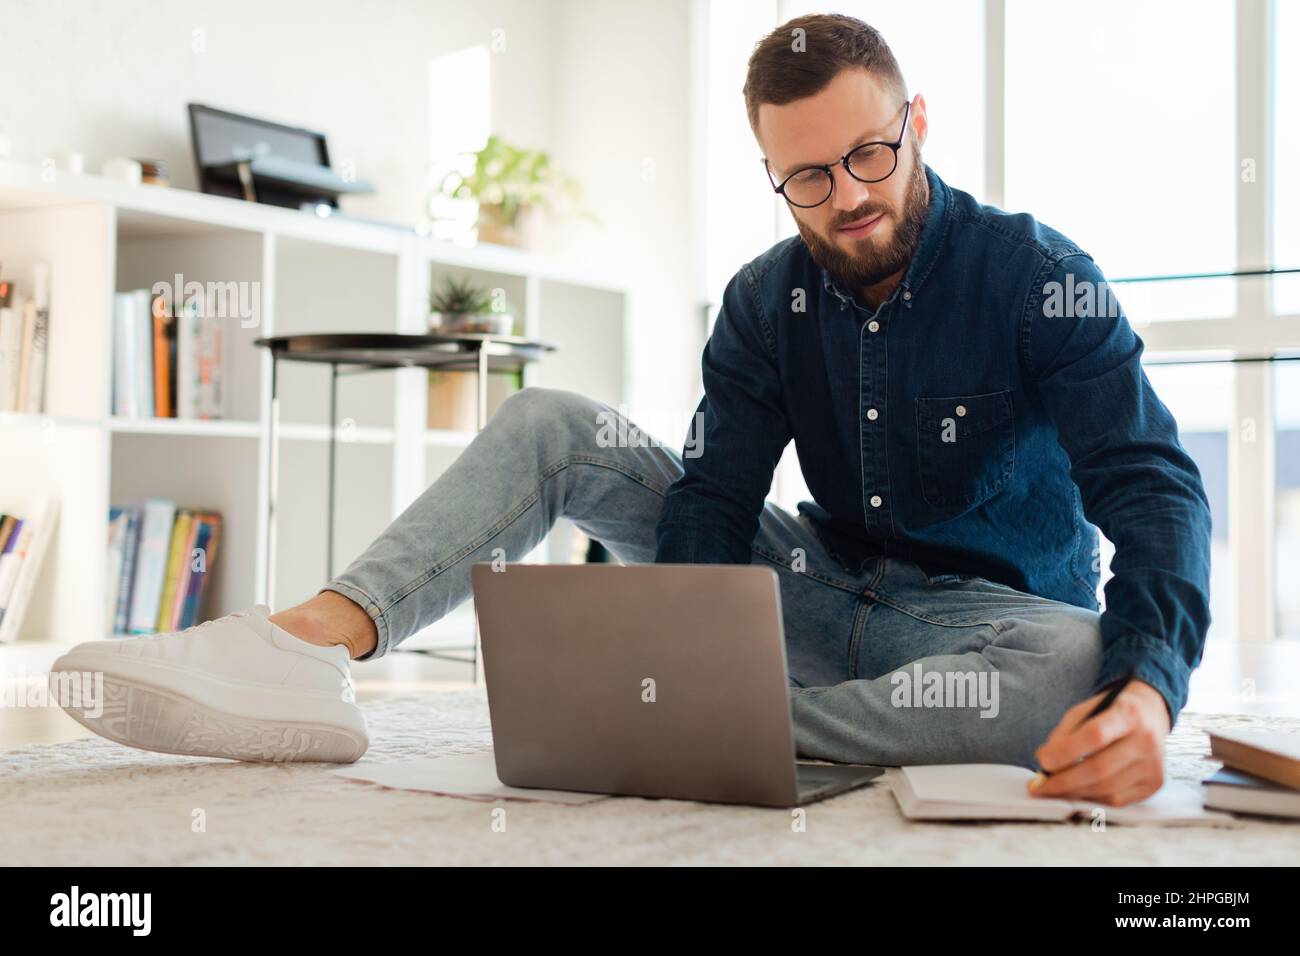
[893, 764, 1238, 827]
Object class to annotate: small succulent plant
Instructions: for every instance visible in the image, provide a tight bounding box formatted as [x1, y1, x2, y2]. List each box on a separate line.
[430, 274, 494, 316]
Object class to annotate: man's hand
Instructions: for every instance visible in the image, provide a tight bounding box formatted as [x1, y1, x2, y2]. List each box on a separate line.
[1028, 680, 1171, 807]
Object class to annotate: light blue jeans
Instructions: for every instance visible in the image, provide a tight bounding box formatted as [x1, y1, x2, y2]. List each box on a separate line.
[325, 387, 1103, 768]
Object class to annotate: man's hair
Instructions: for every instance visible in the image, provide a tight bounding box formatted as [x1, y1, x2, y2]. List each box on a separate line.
[742, 13, 907, 136]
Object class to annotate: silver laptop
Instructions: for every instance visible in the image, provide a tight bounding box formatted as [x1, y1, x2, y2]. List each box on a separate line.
[470, 563, 883, 808]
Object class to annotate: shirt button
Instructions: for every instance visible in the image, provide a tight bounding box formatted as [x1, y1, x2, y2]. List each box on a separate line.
[866, 408, 879, 421]
[902, 290, 912, 301]
[867, 320, 880, 333]
[870, 495, 882, 508]
[956, 405, 967, 417]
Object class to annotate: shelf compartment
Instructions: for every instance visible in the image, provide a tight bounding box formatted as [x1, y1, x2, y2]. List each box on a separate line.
[109, 431, 259, 624]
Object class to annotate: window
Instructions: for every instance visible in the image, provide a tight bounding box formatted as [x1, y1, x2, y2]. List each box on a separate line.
[1005, 0, 1236, 321]
[1275, 0, 1300, 314]
[1143, 363, 1236, 641]
[427, 46, 490, 241]
[1276, 362, 1300, 639]
[703, 0, 781, 307]
[700, 2, 1297, 646]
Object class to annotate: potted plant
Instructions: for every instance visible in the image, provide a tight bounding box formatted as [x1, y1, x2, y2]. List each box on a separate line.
[426, 275, 522, 430]
[428, 274, 515, 335]
[436, 134, 590, 247]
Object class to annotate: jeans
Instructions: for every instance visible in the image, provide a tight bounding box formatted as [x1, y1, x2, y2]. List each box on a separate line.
[324, 387, 1104, 768]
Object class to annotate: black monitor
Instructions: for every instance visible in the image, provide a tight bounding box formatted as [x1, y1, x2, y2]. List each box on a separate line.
[187, 103, 372, 209]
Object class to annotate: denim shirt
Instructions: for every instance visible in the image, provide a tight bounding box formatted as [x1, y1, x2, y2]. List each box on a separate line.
[655, 165, 1212, 724]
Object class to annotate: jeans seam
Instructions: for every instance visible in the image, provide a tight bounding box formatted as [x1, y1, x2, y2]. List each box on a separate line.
[866, 589, 1013, 630]
[750, 542, 864, 594]
[378, 454, 671, 621]
[846, 597, 873, 680]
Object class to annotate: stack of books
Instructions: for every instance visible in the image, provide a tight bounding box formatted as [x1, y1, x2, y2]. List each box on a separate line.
[107, 499, 222, 636]
[1203, 729, 1300, 820]
[0, 497, 58, 643]
[0, 265, 51, 415]
[112, 288, 224, 419]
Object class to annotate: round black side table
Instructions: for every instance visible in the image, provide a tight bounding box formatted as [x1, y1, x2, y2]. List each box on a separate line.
[254, 332, 555, 677]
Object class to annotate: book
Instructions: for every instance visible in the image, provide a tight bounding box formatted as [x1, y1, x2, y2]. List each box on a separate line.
[113, 506, 143, 634]
[113, 290, 155, 417]
[151, 294, 173, 418]
[13, 299, 35, 414]
[0, 303, 19, 412]
[105, 508, 128, 635]
[1209, 729, 1300, 790]
[23, 263, 49, 413]
[112, 286, 223, 420]
[0, 497, 59, 643]
[155, 509, 193, 631]
[0, 519, 25, 624]
[133, 290, 155, 416]
[176, 295, 200, 419]
[178, 513, 221, 628]
[0, 265, 50, 414]
[169, 511, 202, 630]
[197, 288, 223, 419]
[108, 503, 222, 635]
[891, 764, 1236, 827]
[1202, 766, 1300, 820]
[126, 498, 176, 634]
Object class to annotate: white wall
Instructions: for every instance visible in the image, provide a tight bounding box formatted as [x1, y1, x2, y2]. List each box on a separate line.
[542, 0, 706, 429]
[1, 0, 559, 223]
[0, 0, 705, 419]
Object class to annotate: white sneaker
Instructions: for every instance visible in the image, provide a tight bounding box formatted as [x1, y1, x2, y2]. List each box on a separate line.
[50, 605, 368, 763]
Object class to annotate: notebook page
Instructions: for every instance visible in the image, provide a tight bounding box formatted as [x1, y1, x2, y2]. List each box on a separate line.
[900, 763, 1074, 816]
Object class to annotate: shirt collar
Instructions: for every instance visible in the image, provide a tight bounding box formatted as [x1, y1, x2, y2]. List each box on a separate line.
[819, 164, 952, 312]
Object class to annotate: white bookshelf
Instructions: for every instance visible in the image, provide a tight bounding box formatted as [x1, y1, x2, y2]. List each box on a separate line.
[0, 158, 627, 662]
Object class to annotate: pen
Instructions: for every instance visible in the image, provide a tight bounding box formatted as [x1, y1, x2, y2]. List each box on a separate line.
[1034, 668, 1138, 781]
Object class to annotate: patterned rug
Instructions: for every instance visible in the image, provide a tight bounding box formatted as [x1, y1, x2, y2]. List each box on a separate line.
[3, 690, 1297, 865]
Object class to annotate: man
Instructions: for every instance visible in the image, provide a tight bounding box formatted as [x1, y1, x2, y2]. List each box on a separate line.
[54, 14, 1210, 807]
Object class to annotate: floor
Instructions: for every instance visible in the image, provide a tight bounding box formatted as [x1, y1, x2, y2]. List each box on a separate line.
[4, 638, 1298, 751]
[7, 690, 1296, 866]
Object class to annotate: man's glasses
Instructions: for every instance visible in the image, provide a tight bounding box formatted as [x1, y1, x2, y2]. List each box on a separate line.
[765, 101, 911, 209]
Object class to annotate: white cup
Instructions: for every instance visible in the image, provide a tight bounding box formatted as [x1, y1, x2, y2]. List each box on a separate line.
[47, 148, 84, 175]
[102, 156, 143, 185]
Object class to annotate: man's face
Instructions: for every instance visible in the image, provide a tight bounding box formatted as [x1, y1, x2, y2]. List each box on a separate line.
[757, 68, 930, 294]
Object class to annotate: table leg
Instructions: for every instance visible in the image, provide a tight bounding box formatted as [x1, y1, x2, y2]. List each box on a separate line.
[476, 346, 488, 430]
[327, 362, 338, 582]
[265, 353, 280, 606]
[473, 346, 490, 684]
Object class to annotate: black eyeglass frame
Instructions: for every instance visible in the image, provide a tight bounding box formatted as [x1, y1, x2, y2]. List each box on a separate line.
[764, 100, 912, 208]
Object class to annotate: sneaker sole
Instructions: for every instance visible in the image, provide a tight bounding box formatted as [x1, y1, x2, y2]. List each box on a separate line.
[51, 664, 368, 764]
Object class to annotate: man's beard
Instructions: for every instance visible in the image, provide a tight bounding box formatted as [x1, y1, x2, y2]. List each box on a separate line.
[796, 145, 929, 294]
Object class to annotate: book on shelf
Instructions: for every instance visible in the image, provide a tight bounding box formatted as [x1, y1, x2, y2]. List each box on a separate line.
[0, 264, 51, 415]
[113, 287, 224, 420]
[107, 498, 222, 636]
[0, 495, 59, 643]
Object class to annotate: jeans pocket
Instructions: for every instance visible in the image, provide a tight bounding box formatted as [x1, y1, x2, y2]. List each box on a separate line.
[915, 389, 1015, 517]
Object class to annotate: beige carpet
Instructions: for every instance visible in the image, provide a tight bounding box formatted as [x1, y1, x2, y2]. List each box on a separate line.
[3, 690, 1297, 865]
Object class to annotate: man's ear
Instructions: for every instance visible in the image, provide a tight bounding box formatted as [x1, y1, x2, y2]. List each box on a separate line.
[910, 93, 929, 150]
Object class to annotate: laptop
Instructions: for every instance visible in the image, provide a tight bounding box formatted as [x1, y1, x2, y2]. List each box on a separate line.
[470, 563, 883, 808]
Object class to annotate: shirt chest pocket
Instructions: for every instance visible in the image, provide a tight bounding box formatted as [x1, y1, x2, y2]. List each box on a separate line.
[915, 390, 1015, 516]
